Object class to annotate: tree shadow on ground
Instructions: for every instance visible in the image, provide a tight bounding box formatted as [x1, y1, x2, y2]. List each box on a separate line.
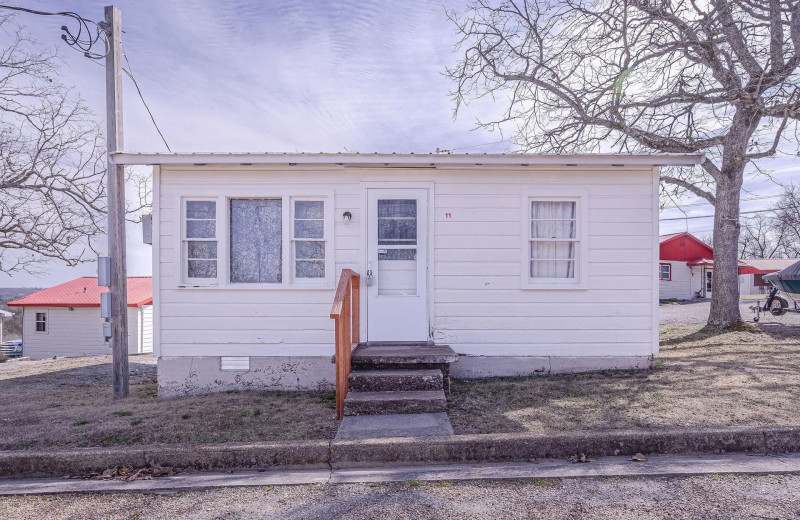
[447, 327, 800, 435]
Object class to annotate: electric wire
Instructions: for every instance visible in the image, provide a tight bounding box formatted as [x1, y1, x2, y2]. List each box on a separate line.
[121, 44, 171, 152]
[0, 4, 171, 151]
[660, 208, 776, 221]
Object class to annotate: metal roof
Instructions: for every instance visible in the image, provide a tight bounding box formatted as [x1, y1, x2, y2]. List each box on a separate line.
[739, 258, 800, 273]
[8, 277, 152, 308]
[112, 152, 704, 167]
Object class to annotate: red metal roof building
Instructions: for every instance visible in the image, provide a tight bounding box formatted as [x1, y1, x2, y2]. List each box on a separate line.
[9, 277, 152, 308]
[659, 232, 714, 262]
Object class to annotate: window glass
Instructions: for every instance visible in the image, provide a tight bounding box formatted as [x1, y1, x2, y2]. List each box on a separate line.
[530, 200, 578, 279]
[185, 200, 217, 279]
[35, 312, 46, 332]
[293, 200, 325, 279]
[230, 199, 282, 283]
[378, 199, 417, 295]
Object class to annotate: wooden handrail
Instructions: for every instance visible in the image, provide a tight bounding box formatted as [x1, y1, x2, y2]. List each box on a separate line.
[330, 269, 360, 420]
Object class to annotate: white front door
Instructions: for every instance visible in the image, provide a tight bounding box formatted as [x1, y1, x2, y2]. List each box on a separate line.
[705, 269, 713, 298]
[366, 189, 428, 342]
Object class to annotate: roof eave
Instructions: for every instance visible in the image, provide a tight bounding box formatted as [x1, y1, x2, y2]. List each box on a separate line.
[112, 152, 704, 167]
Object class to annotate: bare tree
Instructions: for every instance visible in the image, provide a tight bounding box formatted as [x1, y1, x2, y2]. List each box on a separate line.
[773, 184, 800, 256]
[0, 14, 106, 275]
[739, 213, 783, 258]
[448, 0, 800, 327]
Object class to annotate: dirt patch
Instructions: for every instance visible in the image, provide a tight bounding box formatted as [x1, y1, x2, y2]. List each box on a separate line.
[0, 355, 337, 450]
[448, 324, 800, 434]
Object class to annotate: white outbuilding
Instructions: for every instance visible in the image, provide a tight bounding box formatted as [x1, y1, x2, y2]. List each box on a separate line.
[9, 277, 153, 359]
[116, 152, 703, 396]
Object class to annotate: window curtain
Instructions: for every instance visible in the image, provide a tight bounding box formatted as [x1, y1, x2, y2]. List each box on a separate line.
[230, 199, 282, 283]
[531, 201, 576, 278]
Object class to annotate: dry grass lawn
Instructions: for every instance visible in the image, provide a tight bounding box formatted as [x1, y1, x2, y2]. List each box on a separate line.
[2, 318, 798, 449]
[0, 355, 337, 450]
[448, 321, 800, 434]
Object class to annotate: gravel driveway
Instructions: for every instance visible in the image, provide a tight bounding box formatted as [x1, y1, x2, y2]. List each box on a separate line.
[660, 298, 800, 326]
[1, 474, 798, 519]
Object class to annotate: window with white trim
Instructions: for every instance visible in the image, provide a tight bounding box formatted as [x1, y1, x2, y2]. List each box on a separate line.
[659, 263, 671, 281]
[529, 200, 578, 279]
[522, 192, 587, 289]
[292, 199, 326, 280]
[183, 200, 218, 282]
[35, 311, 47, 332]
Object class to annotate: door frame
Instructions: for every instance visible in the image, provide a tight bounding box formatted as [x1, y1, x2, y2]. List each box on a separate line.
[358, 181, 435, 343]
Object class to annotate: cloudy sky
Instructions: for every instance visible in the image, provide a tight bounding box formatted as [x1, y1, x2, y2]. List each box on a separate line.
[2, 0, 797, 287]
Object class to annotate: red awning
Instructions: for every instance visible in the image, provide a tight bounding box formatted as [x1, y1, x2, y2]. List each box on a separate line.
[686, 258, 757, 275]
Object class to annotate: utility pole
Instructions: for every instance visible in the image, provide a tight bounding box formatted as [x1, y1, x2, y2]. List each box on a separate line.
[104, 5, 129, 398]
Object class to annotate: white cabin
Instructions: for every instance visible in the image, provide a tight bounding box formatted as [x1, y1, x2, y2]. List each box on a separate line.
[9, 277, 153, 359]
[118, 152, 703, 396]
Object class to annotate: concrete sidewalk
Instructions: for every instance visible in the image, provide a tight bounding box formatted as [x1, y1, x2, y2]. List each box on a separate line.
[2, 453, 800, 496]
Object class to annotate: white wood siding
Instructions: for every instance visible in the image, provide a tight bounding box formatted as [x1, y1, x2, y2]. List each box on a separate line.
[139, 305, 154, 353]
[21, 307, 143, 359]
[658, 262, 694, 300]
[156, 165, 659, 359]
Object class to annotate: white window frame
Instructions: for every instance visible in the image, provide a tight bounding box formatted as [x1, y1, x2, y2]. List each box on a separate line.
[290, 197, 334, 286]
[181, 197, 220, 286]
[520, 190, 589, 290]
[34, 310, 48, 333]
[659, 263, 672, 281]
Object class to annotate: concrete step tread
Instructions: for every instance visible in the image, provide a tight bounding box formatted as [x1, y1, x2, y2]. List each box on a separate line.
[335, 413, 454, 440]
[349, 369, 443, 378]
[352, 345, 458, 365]
[348, 369, 444, 393]
[345, 390, 446, 403]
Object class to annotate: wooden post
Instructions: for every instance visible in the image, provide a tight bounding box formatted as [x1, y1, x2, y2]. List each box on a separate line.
[105, 5, 128, 398]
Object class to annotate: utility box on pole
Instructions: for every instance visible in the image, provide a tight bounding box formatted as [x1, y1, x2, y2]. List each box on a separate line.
[104, 5, 129, 398]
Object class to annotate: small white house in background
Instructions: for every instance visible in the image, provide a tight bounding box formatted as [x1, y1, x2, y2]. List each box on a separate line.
[115, 152, 703, 396]
[658, 232, 715, 300]
[739, 258, 800, 295]
[9, 277, 153, 359]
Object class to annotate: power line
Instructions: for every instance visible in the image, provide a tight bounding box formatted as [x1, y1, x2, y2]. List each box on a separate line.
[660, 208, 775, 221]
[1, 4, 171, 151]
[0, 5, 107, 59]
[660, 193, 781, 210]
[121, 44, 171, 152]
[438, 139, 510, 153]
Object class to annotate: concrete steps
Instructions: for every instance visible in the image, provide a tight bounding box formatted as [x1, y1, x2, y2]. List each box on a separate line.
[342, 344, 458, 418]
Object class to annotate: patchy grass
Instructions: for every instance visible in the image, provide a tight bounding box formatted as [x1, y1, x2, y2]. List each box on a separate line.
[0, 355, 337, 450]
[448, 324, 800, 434]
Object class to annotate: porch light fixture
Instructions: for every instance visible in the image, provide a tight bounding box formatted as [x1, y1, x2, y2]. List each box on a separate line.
[343, 211, 352, 224]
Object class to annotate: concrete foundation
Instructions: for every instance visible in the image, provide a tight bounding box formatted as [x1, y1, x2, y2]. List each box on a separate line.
[158, 354, 653, 396]
[450, 355, 653, 379]
[157, 356, 335, 397]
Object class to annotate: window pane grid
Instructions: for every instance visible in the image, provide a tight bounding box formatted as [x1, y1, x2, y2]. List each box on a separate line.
[184, 200, 218, 280]
[529, 200, 578, 280]
[293, 200, 325, 279]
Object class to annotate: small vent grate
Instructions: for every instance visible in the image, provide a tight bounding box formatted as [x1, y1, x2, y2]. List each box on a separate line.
[220, 357, 250, 371]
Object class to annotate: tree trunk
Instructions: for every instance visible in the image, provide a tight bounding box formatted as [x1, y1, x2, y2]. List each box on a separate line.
[707, 150, 748, 328]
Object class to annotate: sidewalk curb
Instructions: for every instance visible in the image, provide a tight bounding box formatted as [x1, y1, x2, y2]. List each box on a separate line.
[1, 425, 799, 479]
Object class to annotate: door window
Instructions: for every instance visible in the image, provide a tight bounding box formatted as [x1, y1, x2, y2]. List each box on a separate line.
[377, 199, 417, 295]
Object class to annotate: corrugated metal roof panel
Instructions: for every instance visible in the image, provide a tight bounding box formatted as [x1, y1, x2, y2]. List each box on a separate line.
[8, 277, 152, 308]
